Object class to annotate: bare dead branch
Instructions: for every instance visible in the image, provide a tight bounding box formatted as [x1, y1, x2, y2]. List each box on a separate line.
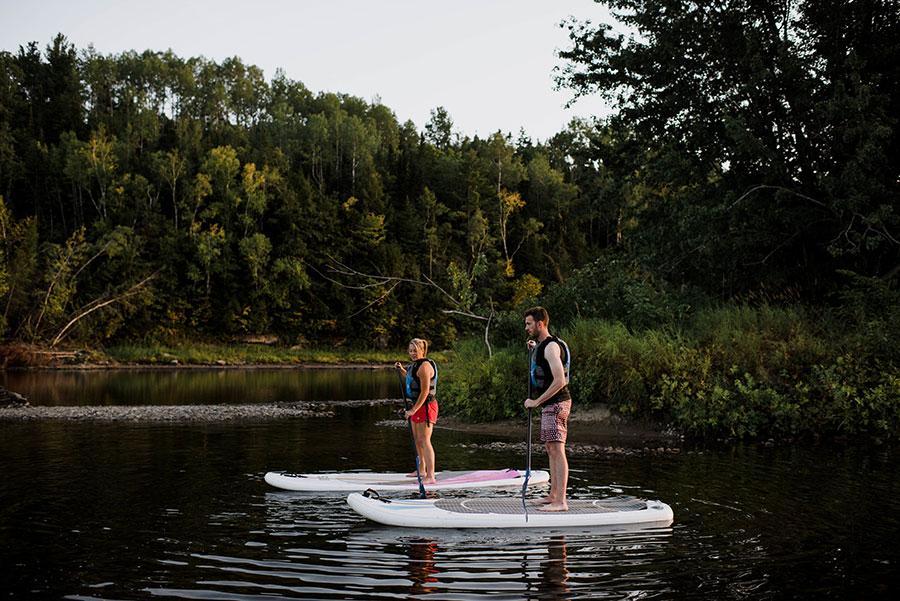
[318, 256, 496, 355]
[323, 255, 461, 306]
[348, 281, 400, 318]
[483, 301, 495, 358]
[50, 271, 158, 348]
[728, 185, 833, 212]
[440, 309, 490, 321]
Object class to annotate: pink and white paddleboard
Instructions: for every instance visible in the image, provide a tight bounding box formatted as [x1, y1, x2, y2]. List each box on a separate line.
[264, 468, 549, 492]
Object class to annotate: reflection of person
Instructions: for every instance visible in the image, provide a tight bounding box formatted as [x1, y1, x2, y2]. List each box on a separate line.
[407, 538, 439, 595]
[523, 306, 572, 512]
[539, 536, 570, 598]
[394, 338, 439, 484]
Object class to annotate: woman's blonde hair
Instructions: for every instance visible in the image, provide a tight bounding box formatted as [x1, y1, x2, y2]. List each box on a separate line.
[409, 338, 429, 356]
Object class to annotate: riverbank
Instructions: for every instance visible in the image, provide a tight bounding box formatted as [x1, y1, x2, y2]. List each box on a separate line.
[1, 342, 442, 369]
[0, 395, 675, 446]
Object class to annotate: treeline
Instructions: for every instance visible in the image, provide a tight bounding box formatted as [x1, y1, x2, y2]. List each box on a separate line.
[436, 0, 900, 438]
[0, 35, 614, 347]
[1, 0, 899, 357]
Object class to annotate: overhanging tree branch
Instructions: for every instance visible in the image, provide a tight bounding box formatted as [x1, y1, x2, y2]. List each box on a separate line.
[318, 257, 497, 356]
[50, 271, 158, 348]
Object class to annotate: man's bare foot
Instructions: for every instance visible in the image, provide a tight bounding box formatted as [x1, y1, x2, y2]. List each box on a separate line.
[537, 502, 568, 512]
[406, 471, 420, 478]
[422, 478, 437, 485]
[537, 496, 555, 505]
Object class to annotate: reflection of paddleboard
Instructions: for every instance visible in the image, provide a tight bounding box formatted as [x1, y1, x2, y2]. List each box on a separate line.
[264, 468, 549, 492]
[347, 492, 674, 528]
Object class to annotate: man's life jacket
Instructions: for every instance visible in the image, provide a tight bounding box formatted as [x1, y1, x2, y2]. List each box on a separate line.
[530, 335, 571, 405]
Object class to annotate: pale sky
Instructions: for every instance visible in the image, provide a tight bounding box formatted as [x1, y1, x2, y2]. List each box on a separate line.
[0, 0, 614, 141]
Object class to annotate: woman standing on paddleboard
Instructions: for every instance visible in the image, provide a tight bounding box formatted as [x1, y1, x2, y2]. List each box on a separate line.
[395, 338, 439, 484]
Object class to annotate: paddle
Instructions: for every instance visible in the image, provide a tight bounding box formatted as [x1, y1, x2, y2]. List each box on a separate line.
[398, 370, 427, 499]
[522, 346, 534, 521]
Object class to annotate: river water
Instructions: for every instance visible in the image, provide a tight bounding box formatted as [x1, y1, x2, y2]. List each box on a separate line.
[1, 368, 897, 599]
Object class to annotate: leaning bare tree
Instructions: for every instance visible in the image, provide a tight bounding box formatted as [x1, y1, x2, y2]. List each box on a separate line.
[315, 255, 498, 356]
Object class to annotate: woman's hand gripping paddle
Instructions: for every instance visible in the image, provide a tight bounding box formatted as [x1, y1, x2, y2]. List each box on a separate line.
[398, 371, 426, 499]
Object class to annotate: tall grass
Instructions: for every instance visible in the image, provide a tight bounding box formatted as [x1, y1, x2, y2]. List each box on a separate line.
[442, 305, 900, 439]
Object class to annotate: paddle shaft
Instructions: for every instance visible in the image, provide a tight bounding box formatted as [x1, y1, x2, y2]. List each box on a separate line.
[398, 371, 427, 498]
[522, 347, 535, 520]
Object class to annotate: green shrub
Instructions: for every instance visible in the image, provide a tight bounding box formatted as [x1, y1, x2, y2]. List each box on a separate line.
[809, 355, 900, 436]
[445, 302, 900, 439]
[542, 252, 693, 331]
[833, 271, 900, 363]
[440, 340, 530, 422]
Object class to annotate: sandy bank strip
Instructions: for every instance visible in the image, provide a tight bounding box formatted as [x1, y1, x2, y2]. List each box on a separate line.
[6, 363, 394, 371]
[0, 402, 335, 422]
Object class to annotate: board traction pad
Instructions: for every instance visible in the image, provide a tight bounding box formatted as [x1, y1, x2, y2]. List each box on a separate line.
[432, 495, 649, 515]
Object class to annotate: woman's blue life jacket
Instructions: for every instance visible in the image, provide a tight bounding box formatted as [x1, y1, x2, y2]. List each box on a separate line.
[405, 357, 438, 404]
[529, 335, 571, 405]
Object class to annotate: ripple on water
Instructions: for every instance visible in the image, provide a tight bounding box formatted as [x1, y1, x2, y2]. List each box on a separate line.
[135, 484, 679, 600]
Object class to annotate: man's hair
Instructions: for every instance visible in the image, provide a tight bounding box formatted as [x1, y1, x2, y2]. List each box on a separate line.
[523, 306, 549, 327]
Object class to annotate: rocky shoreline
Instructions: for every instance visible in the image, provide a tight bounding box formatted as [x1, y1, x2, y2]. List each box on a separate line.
[453, 441, 682, 457]
[0, 401, 336, 422]
[1, 382, 674, 445]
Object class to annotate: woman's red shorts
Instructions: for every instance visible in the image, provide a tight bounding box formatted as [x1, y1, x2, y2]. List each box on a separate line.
[410, 397, 439, 424]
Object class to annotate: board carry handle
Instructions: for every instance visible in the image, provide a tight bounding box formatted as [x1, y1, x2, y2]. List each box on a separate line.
[362, 488, 391, 503]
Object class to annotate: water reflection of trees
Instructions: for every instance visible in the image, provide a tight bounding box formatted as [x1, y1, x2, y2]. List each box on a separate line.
[3, 368, 396, 405]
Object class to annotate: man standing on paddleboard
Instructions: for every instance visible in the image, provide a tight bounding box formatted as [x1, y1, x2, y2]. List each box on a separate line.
[523, 306, 572, 512]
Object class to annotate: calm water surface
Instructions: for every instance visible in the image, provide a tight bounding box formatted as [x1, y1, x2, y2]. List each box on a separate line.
[0, 369, 897, 599]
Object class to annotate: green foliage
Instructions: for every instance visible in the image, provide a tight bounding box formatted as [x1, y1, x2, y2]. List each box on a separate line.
[831, 271, 900, 362]
[802, 354, 900, 436]
[439, 339, 528, 422]
[446, 305, 900, 439]
[1, 19, 897, 369]
[2, 38, 602, 347]
[558, 0, 900, 293]
[543, 252, 692, 330]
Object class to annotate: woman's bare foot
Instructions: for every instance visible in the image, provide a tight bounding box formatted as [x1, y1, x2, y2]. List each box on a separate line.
[538, 502, 568, 512]
[537, 496, 555, 505]
[406, 471, 420, 478]
[422, 477, 437, 485]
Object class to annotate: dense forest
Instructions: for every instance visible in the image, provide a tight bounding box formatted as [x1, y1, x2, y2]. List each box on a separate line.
[0, 0, 898, 358]
[0, 38, 615, 348]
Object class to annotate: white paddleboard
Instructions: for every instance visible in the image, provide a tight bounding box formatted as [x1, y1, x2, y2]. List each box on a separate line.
[264, 468, 549, 492]
[347, 492, 673, 528]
